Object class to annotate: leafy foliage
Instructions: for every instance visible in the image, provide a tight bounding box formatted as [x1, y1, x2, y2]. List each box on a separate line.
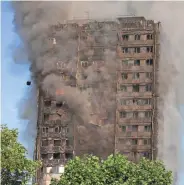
[50, 154, 172, 185]
[1, 124, 41, 185]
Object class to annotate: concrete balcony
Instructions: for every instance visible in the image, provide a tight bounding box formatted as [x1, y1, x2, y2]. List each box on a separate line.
[118, 78, 152, 84]
[118, 65, 153, 72]
[116, 144, 152, 151]
[119, 40, 154, 47]
[117, 104, 152, 111]
[42, 159, 64, 167]
[116, 131, 151, 138]
[40, 145, 73, 153]
[118, 117, 152, 123]
[118, 52, 153, 59]
[116, 91, 152, 98]
[41, 132, 67, 138]
[118, 122, 151, 126]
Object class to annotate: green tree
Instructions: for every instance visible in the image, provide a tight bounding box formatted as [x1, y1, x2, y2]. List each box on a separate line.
[50, 154, 173, 185]
[1, 124, 41, 185]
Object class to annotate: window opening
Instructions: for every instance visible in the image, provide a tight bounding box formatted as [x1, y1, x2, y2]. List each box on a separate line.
[144, 139, 151, 145]
[146, 46, 153, 53]
[133, 85, 140, 92]
[120, 99, 127, 105]
[53, 153, 60, 159]
[122, 60, 128, 66]
[146, 59, 153, 65]
[134, 60, 140, 66]
[120, 112, 126, 118]
[121, 73, 128, 80]
[135, 34, 140, 40]
[121, 126, 126, 132]
[54, 140, 61, 146]
[132, 139, 138, 145]
[122, 35, 129, 40]
[122, 48, 129, 53]
[42, 140, 49, 146]
[146, 72, 152, 79]
[41, 154, 48, 159]
[120, 85, 127, 92]
[56, 102, 63, 108]
[132, 125, 138, 131]
[147, 34, 153, 40]
[134, 47, 140, 53]
[42, 127, 49, 133]
[133, 73, 140, 79]
[145, 84, 152, 92]
[65, 153, 73, 160]
[133, 112, 138, 118]
[44, 100, 51, 107]
[144, 125, 151, 131]
[44, 114, 49, 121]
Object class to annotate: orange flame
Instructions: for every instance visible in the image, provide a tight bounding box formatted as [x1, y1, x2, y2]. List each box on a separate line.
[56, 89, 64, 95]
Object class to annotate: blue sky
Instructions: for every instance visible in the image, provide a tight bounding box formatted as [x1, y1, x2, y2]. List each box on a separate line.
[1, 1, 184, 184]
[1, 2, 30, 143]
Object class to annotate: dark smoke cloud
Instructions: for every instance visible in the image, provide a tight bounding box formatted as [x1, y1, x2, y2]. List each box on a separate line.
[12, 2, 184, 184]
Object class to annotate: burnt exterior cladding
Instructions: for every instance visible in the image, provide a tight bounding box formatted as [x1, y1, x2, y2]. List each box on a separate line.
[34, 16, 160, 184]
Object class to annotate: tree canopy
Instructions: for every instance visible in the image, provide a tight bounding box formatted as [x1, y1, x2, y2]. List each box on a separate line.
[51, 154, 173, 185]
[1, 124, 41, 185]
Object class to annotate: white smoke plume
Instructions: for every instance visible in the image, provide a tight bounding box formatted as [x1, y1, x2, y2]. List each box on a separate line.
[12, 1, 184, 184]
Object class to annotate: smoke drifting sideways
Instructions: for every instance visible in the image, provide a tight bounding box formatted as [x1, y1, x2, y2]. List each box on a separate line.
[12, 1, 184, 183]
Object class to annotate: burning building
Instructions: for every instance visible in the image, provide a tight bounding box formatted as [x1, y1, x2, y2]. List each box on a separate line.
[32, 16, 160, 185]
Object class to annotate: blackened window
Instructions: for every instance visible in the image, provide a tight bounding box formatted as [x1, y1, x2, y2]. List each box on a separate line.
[41, 154, 48, 159]
[132, 139, 138, 145]
[133, 73, 140, 79]
[122, 48, 129, 53]
[44, 114, 49, 121]
[146, 59, 153, 65]
[56, 102, 63, 108]
[44, 100, 51, 107]
[135, 34, 141, 40]
[120, 112, 126, 118]
[134, 60, 140, 66]
[145, 84, 152, 92]
[65, 153, 73, 160]
[42, 140, 49, 146]
[135, 47, 140, 53]
[146, 46, 153, 53]
[42, 127, 48, 133]
[144, 125, 151, 131]
[122, 35, 129, 40]
[54, 140, 61, 146]
[53, 153, 60, 159]
[133, 85, 140, 92]
[122, 73, 128, 79]
[147, 34, 153, 40]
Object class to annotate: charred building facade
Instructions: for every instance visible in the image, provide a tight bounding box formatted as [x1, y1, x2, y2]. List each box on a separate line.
[34, 16, 160, 185]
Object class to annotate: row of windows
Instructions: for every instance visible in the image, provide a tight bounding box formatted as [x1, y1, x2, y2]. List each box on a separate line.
[122, 59, 153, 66]
[120, 125, 151, 132]
[119, 138, 151, 145]
[123, 151, 151, 159]
[119, 84, 152, 92]
[44, 100, 64, 107]
[121, 72, 152, 80]
[122, 34, 153, 41]
[119, 111, 152, 118]
[122, 46, 153, 54]
[41, 152, 73, 160]
[42, 139, 72, 147]
[42, 127, 69, 134]
[119, 98, 151, 106]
